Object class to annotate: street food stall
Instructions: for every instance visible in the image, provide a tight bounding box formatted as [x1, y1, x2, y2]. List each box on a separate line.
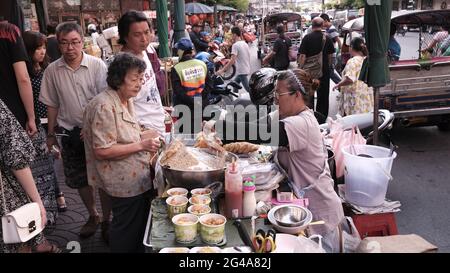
[143, 133, 328, 253]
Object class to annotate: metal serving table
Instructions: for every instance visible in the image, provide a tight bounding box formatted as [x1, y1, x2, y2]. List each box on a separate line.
[143, 197, 269, 252]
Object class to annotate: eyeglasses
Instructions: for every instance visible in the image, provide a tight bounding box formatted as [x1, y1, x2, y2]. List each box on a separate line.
[59, 40, 82, 48]
[274, 91, 293, 99]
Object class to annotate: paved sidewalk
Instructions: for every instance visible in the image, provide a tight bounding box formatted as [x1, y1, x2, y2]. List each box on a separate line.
[45, 159, 109, 253]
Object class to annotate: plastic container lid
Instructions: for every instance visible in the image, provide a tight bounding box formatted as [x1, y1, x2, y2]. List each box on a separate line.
[243, 181, 256, 191]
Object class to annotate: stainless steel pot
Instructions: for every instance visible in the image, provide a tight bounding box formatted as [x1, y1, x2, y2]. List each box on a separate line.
[161, 150, 238, 190]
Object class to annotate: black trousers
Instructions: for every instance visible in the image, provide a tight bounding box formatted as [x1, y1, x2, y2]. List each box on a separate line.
[316, 74, 331, 118]
[109, 190, 154, 253]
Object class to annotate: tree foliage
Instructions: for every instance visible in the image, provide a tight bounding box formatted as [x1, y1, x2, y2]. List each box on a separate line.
[202, 0, 250, 12]
[326, 0, 365, 9]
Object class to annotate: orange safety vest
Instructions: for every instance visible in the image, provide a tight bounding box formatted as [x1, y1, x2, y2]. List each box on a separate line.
[174, 59, 207, 97]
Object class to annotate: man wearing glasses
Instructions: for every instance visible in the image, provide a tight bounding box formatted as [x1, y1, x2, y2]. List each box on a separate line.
[39, 22, 109, 241]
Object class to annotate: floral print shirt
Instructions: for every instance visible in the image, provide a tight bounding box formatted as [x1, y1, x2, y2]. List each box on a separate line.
[83, 89, 152, 198]
[340, 56, 374, 116]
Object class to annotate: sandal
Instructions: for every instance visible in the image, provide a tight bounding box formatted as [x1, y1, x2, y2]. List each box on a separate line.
[56, 192, 67, 212]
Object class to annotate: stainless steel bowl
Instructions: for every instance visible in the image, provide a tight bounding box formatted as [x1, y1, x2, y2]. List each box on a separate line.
[272, 205, 309, 227]
[161, 150, 238, 190]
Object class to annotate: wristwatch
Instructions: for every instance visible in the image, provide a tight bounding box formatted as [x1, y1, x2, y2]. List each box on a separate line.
[47, 132, 56, 138]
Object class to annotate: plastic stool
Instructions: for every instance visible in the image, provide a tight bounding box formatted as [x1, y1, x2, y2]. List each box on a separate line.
[351, 212, 399, 239]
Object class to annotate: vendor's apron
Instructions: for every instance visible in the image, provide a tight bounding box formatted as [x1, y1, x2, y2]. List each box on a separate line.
[274, 113, 344, 237]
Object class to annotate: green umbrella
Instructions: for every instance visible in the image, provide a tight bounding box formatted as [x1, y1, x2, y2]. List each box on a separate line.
[156, 0, 170, 58]
[358, 0, 392, 145]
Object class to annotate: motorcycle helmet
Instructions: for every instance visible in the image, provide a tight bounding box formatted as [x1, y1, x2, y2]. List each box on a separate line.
[249, 68, 278, 105]
[195, 51, 214, 73]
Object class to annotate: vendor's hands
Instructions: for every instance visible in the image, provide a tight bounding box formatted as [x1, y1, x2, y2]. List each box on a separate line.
[141, 137, 161, 153]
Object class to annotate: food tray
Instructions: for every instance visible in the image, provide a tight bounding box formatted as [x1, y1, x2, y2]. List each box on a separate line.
[143, 197, 266, 252]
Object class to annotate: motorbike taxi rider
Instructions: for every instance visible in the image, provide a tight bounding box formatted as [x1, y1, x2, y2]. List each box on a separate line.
[209, 68, 345, 252]
[171, 38, 214, 133]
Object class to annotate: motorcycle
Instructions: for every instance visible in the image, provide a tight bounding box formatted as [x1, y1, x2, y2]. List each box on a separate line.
[210, 80, 395, 143]
[209, 43, 236, 81]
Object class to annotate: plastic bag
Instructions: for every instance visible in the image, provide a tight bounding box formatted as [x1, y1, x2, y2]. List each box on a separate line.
[339, 217, 361, 253]
[331, 121, 366, 178]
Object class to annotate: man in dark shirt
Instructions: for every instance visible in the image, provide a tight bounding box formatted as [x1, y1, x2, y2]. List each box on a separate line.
[263, 25, 292, 71]
[46, 22, 61, 62]
[298, 17, 335, 118]
[0, 21, 37, 136]
[189, 23, 209, 53]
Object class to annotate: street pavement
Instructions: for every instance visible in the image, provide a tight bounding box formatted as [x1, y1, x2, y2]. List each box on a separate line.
[45, 159, 109, 253]
[388, 126, 450, 252]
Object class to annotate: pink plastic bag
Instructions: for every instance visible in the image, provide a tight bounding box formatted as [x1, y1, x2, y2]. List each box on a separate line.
[331, 125, 366, 178]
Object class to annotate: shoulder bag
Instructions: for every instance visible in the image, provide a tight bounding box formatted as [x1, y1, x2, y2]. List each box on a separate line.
[1, 171, 43, 244]
[300, 34, 326, 79]
[146, 47, 167, 97]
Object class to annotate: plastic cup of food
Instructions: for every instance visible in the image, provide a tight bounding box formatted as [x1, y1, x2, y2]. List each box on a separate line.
[167, 187, 188, 197]
[189, 195, 211, 207]
[188, 204, 212, 231]
[199, 213, 227, 244]
[188, 204, 212, 216]
[166, 195, 188, 219]
[172, 213, 199, 244]
[190, 188, 212, 197]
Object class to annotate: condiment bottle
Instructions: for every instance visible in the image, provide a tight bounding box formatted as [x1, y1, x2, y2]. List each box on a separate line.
[225, 160, 243, 218]
[242, 177, 256, 217]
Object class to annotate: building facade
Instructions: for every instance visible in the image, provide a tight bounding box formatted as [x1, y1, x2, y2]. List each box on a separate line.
[392, 0, 448, 10]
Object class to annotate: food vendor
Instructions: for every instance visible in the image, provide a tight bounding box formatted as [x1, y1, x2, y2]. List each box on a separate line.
[209, 68, 345, 252]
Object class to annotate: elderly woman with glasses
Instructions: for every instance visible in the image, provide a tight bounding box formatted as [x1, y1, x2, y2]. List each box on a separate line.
[211, 68, 345, 252]
[83, 52, 160, 253]
[273, 70, 344, 252]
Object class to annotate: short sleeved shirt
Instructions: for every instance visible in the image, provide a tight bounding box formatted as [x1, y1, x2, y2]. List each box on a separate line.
[272, 37, 292, 70]
[231, 40, 251, 75]
[83, 89, 152, 198]
[0, 22, 29, 128]
[299, 31, 335, 77]
[39, 52, 108, 130]
[132, 50, 165, 135]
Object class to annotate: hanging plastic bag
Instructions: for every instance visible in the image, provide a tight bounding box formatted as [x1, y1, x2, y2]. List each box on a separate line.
[332, 124, 366, 178]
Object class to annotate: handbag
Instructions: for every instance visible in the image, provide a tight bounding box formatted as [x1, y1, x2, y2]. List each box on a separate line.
[289, 45, 298, 62]
[1, 171, 43, 244]
[300, 34, 326, 79]
[146, 47, 167, 97]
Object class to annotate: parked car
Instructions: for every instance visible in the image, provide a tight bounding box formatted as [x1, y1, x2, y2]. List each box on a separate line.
[333, 9, 360, 34]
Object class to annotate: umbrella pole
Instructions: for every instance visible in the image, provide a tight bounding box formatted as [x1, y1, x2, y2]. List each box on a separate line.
[373, 87, 379, 146]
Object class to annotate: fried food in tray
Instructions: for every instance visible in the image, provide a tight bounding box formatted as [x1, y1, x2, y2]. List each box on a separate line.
[194, 132, 226, 154]
[223, 142, 259, 154]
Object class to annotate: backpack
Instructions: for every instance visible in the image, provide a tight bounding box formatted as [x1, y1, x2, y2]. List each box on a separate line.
[300, 34, 326, 79]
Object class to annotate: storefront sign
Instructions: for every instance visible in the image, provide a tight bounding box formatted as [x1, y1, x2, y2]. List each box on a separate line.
[143, 10, 171, 19]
